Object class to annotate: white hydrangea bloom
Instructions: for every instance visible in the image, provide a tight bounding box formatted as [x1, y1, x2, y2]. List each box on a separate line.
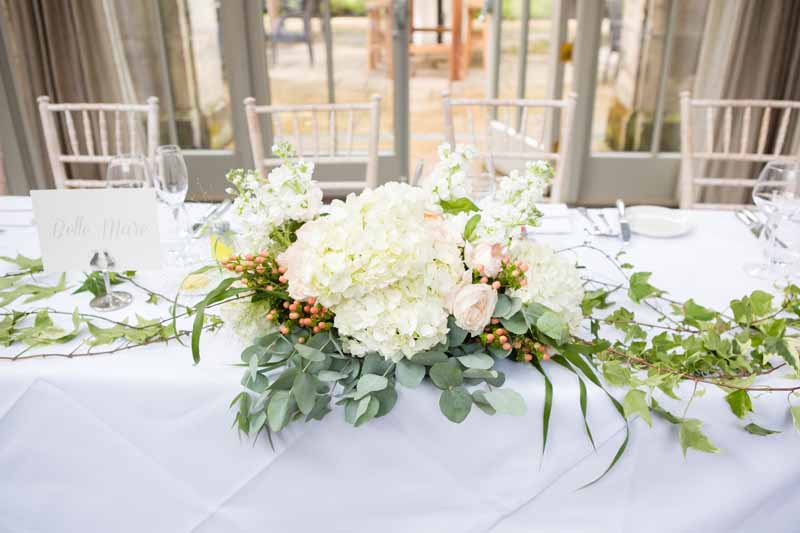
[226, 142, 322, 251]
[507, 240, 584, 333]
[219, 298, 276, 342]
[421, 143, 477, 202]
[279, 182, 465, 361]
[475, 160, 553, 244]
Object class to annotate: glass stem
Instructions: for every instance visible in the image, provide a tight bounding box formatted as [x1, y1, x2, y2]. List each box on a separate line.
[102, 270, 113, 297]
[765, 211, 780, 278]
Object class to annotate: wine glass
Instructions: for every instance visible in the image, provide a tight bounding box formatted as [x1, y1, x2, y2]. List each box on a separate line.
[746, 161, 800, 281]
[153, 145, 191, 266]
[106, 153, 150, 188]
[467, 172, 496, 205]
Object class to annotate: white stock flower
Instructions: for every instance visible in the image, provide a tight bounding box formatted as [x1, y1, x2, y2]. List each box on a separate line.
[280, 182, 466, 361]
[219, 298, 276, 342]
[475, 160, 554, 244]
[421, 143, 477, 202]
[448, 282, 498, 336]
[507, 240, 584, 333]
[227, 143, 323, 251]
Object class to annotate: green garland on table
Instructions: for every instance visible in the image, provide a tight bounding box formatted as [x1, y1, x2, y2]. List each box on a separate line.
[187, 238, 800, 485]
[0, 254, 221, 359]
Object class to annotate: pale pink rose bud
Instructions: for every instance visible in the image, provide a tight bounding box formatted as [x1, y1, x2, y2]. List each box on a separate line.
[464, 242, 505, 277]
[447, 283, 498, 336]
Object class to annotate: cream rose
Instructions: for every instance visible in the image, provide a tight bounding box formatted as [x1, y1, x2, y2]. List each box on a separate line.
[464, 241, 504, 277]
[448, 283, 498, 336]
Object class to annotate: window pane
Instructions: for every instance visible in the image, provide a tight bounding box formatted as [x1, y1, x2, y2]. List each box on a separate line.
[657, 0, 709, 151]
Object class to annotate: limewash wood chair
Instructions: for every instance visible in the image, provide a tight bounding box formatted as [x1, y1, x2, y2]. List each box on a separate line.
[679, 91, 800, 209]
[37, 96, 160, 189]
[441, 91, 577, 203]
[244, 95, 381, 194]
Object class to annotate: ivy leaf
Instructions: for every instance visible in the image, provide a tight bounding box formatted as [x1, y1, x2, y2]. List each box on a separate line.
[743, 423, 780, 436]
[628, 272, 664, 303]
[396, 359, 426, 388]
[439, 197, 479, 215]
[439, 387, 472, 423]
[651, 398, 681, 424]
[724, 389, 753, 419]
[73, 271, 125, 297]
[622, 389, 652, 427]
[678, 418, 720, 457]
[429, 363, 463, 390]
[683, 299, 717, 322]
[463, 214, 481, 241]
[749, 290, 774, 317]
[0, 273, 68, 307]
[0, 254, 43, 273]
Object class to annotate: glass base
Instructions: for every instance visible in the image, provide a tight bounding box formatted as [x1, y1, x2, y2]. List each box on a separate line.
[90, 291, 133, 311]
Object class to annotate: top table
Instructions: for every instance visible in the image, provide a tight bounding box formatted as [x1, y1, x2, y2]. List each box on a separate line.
[0, 196, 797, 533]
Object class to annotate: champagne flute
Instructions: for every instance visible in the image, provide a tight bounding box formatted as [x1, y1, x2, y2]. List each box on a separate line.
[745, 161, 800, 281]
[153, 145, 191, 266]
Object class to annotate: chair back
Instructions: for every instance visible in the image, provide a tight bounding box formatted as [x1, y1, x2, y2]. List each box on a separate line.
[441, 91, 577, 202]
[679, 91, 800, 209]
[37, 96, 159, 189]
[244, 95, 381, 193]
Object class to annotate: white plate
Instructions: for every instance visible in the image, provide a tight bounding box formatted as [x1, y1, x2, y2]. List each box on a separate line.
[627, 206, 692, 238]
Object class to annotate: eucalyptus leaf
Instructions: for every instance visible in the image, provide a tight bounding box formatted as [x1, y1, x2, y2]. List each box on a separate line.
[396, 359, 426, 388]
[471, 390, 496, 415]
[429, 363, 463, 390]
[267, 390, 294, 432]
[457, 353, 494, 370]
[292, 372, 317, 415]
[356, 374, 389, 399]
[484, 388, 527, 416]
[295, 344, 326, 362]
[409, 349, 448, 366]
[439, 387, 472, 423]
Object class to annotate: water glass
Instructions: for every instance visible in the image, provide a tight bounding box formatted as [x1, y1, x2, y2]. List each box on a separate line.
[154, 145, 192, 266]
[467, 172, 496, 204]
[746, 161, 800, 281]
[106, 154, 150, 188]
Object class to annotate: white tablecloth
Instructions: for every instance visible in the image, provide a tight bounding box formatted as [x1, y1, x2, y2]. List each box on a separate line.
[1, 197, 798, 533]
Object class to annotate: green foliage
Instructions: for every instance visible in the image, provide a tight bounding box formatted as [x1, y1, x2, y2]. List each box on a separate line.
[679, 419, 720, 456]
[0, 273, 67, 307]
[743, 423, 780, 436]
[0, 254, 43, 274]
[439, 197, 479, 215]
[627, 272, 664, 303]
[622, 389, 652, 426]
[463, 214, 481, 241]
[73, 271, 136, 297]
[724, 389, 753, 419]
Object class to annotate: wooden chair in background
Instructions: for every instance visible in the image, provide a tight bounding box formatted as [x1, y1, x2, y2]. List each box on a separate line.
[37, 96, 159, 189]
[441, 91, 577, 202]
[244, 95, 381, 194]
[679, 91, 800, 209]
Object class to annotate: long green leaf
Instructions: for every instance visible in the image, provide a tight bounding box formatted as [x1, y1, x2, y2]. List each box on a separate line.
[529, 357, 553, 459]
[551, 354, 596, 450]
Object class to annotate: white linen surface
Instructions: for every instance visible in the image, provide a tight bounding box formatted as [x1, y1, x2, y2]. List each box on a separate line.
[1, 197, 798, 533]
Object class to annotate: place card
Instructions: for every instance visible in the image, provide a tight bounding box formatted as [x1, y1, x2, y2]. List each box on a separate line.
[31, 189, 162, 273]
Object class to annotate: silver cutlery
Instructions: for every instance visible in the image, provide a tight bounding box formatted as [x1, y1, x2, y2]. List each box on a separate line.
[615, 199, 631, 242]
[597, 212, 618, 236]
[412, 160, 425, 186]
[577, 207, 604, 235]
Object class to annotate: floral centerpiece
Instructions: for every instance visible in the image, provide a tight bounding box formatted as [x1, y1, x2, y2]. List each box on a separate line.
[191, 141, 800, 483]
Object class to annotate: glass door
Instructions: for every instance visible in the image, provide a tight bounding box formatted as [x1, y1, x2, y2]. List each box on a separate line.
[569, 0, 711, 205]
[256, 0, 407, 185]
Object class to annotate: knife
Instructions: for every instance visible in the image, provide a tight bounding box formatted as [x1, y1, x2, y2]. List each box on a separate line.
[735, 209, 761, 239]
[616, 199, 631, 242]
